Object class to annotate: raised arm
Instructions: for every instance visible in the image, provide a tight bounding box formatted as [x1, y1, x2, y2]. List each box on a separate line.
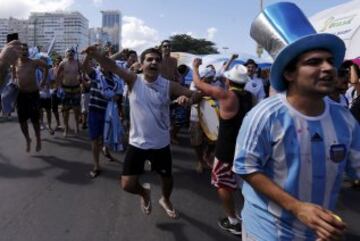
[222, 54, 239, 72]
[350, 64, 359, 84]
[192, 58, 227, 100]
[82, 45, 137, 89]
[0, 40, 21, 86]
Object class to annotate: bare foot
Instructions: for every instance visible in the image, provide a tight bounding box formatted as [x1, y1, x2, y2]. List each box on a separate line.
[159, 197, 177, 219]
[26, 138, 31, 152]
[35, 139, 41, 152]
[141, 183, 151, 215]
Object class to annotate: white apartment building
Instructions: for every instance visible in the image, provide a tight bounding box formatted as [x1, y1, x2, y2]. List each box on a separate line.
[27, 11, 89, 55]
[0, 17, 28, 48]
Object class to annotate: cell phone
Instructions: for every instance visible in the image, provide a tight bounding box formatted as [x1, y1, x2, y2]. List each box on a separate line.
[6, 33, 18, 43]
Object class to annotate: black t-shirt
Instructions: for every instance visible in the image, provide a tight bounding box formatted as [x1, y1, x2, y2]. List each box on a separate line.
[215, 89, 253, 163]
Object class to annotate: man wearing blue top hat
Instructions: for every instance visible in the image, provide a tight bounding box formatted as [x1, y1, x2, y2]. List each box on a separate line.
[232, 2, 360, 241]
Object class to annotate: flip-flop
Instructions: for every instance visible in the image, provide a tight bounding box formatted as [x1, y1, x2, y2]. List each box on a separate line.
[89, 169, 101, 179]
[158, 198, 177, 219]
[141, 184, 151, 215]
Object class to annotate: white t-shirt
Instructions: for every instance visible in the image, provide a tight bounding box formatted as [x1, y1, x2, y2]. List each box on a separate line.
[245, 77, 265, 104]
[129, 75, 170, 149]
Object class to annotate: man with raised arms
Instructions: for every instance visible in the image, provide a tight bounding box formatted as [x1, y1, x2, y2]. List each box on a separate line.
[83, 45, 202, 219]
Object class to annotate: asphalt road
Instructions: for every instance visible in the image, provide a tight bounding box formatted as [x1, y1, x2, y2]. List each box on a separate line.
[0, 116, 359, 241]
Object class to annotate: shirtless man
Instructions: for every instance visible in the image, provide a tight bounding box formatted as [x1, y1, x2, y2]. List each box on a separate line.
[159, 40, 181, 82]
[159, 40, 183, 143]
[56, 48, 82, 136]
[14, 43, 48, 152]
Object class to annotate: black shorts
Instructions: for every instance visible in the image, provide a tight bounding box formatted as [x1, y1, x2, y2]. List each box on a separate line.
[40, 98, 51, 111]
[17, 91, 40, 123]
[122, 145, 172, 177]
[62, 85, 81, 110]
[51, 90, 60, 112]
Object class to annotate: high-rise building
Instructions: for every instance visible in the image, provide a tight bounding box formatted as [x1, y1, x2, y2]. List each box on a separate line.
[101, 10, 121, 51]
[0, 17, 28, 47]
[89, 27, 111, 45]
[27, 11, 89, 55]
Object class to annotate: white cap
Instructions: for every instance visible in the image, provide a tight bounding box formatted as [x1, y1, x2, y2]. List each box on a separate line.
[223, 64, 249, 84]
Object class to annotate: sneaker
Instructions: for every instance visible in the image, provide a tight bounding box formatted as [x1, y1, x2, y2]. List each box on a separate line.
[218, 217, 242, 235]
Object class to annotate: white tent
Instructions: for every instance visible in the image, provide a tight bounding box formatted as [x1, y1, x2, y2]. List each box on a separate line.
[171, 52, 272, 85]
[171, 52, 272, 70]
[310, 0, 360, 59]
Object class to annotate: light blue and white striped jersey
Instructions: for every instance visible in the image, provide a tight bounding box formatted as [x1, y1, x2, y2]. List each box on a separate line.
[233, 93, 360, 241]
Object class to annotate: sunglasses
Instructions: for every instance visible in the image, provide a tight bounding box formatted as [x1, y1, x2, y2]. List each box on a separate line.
[162, 45, 171, 48]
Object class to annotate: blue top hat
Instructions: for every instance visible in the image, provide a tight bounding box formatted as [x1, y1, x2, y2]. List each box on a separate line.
[250, 2, 346, 92]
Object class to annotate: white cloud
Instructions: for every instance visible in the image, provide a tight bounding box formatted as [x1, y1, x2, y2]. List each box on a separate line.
[92, 0, 103, 6]
[122, 16, 160, 53]
[0, 0, 74, 19]
[207, 27, 218, 41]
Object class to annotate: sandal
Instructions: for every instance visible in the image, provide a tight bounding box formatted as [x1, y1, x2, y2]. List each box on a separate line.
[89, 169, 101, 178]
[159, 198, 177, 219]
[141, 183, 151, 215]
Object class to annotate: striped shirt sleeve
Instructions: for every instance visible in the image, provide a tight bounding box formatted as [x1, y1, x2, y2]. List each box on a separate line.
[232, 108, 272, 175]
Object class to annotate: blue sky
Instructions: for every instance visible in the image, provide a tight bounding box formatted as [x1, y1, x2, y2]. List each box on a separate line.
[68, 0, 351, 55]
[1, 0, 353, 55]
